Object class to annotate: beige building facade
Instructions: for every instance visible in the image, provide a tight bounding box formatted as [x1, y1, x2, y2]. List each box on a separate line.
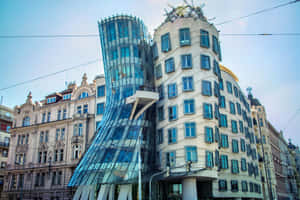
[94, 75, 106, 131]
[3, 74, 96, 200]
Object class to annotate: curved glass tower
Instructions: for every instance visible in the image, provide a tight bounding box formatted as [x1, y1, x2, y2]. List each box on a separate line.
[69, 15, 157, 199]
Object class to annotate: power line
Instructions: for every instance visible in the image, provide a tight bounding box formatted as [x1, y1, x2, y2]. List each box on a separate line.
[221, 33, 300, 36]
[0, 34, 99, 39]
[215, 0, 300, 26]
[0, 58, 101, 92]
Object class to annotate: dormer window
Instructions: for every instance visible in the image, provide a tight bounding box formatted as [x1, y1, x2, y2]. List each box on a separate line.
[63, 93, 71, 100]
[79, 92, 88, 99]
[22, 116, 30, 127]
[47, 97, 56, 104]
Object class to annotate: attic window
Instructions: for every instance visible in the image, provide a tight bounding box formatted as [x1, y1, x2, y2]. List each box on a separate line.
[63, 93, 71, 100]
[47, 97, 56, 104]
[79, 92, 88, 99]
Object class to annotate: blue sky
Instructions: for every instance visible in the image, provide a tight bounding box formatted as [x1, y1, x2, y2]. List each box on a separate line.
[0, 0, 299, 145]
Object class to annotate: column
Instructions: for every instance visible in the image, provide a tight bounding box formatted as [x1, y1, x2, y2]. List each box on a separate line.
[182, 178, 197, 200]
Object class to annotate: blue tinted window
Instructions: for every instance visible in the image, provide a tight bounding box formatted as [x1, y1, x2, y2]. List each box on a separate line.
[220, 155, 228, 169]
[97, 85, 105, 97]
[239, 121, 244, 133]
[201, 55, 211, 70]
[165, 57, 175, 73]
[157, 129, 163, 144]
[202, 80, 212, 96]
[127, 127, 139, 139]
[112, 127, 124, 140]
[203, 103, 213, 119]
[241, 158, 247, 171]
[240, 139, 246, 152]
[205, 127, 214, 143]
[226, 81, 233, 94]
[117, 150, 133, 162]
[158, 84, 164, 100]
[185, 122, 196, 137]
[132, 22, 140, 39]
[185, 146, 197, 162]
[213, 60, 220, 77]
[168, 128, 177, 144]
[221, 134, 229, 148]
[214, 81, 220, 97]
[219, 96, 226, 108]
[230, 102, 236, 114]
[110, 49, 118, 60]
[166, 152, 176, 167]
[117, 20, 128, 38]
[236, 103, 241, 115]
[212, 35, 219, 54]
[219, 79, 224, 90]
[182, 76, 194, 91]
[181, 54, 192, 69]
[168, 83, 177, 99]
[234, 86, 239, 97]
[200, 29, 210, 48]
[158, 106, 164, 121]
[179, 28, 191, 46]
[133, 45, 140, 57]
[231, 120, 238, 133]
[168, 106, 177, 121]
[106, 22, 116, 41]
[121, 46, 130, 57]
[206, 151, 214, 168]
[184, 99, 195, 114]
[155, 64, 162, 79]
[97, 103, 105, 115]
[102, 149, 116, 162]
[161, 33, 171, 52]
[242, 181, 248, 192]
[220, 114, 228, 127]
[231, 160, 239, 174]
[152, 43, 158, 59]
[232, 139, 239, 153]
[219, 180, 227, 191]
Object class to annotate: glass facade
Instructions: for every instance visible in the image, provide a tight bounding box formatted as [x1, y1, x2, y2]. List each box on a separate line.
[69, 15, 155, 187]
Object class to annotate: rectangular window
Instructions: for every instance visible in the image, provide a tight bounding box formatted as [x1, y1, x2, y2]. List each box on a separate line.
[220, 155, 228, 169]
[57, 110, 61, 120]
[201, 55, 211, 70]
[239, 121, 244, 133]
[206, 151, 214, 168]
[110, 49, 118, 60]
[213, 60, 220, 77]
[185, 146, 197, 162]
[229, 102, 236, 114]
[181, 54, 192, 69]
[241, 158, 247, 171]
[214, 81, 220, 97]
[205, 127, 214, 143]
[168, 106, 177, 121]
[184, 99, 195, 114]
[168, 128, 177, 144]
[226, 81, 233, 94]
[155, 64, 162, 79]
[236, 103, 241, 115]
[231, 180, 239, 192]
[59, 149, 64, 161]
[182, 76, 194, 91]
[161, 33, 171, 52]
[157, 106, 164, 121]
[55, 129, 60, 141]
[158, 84, 164, 100]
[179, 28, 191, 46]
[152, 43, 158, 59]
[47, 112, 51, 122]
[121, 46, 130, 57]
[232, 139, 239, 153]
[166, 151, 176, 167]
[185, 122, 196, 137]
[240, 139, 246, 152]
[219, 180, 227, 191]
[203, 103, 213, 119]
[220, 114, 228, 127]
[118, 20, 129, 38]
[202, 80, 212, 96]
[231, 120, 238, 133]
[107, 22, 116, 41]
[221, 134, 229, 148]
[200, 29, 210, 48]
[219, 96, 226, 108]
[215, 126, 220, 143]
[77, 106, 82, 114]
[83, 104, 88, 114]
[212, 35, 219, 55]
[63, 109, 67, 119]
[165, 57, 175, 73]
[97, 103, 105, 115]
[158, 129, 164, 144]
[168, 83, 177, 99]
[234, 86, 239, 97]
[219, 79, 224, 90]
[231, 160, 239, 174]
[42, 112, 46, 123]
[97, 85, 105, 97]
[242, 181, 248, 192]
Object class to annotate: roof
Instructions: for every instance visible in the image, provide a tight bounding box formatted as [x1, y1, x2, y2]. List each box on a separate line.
[219, 65, 239, 82]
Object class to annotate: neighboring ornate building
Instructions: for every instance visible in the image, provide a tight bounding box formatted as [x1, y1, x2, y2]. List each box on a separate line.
[0, 105, 13, 196]
[2, 74, 97, 200]
[268, 121, 298, 200]
[94, 74, 106, 130]
[248, 92, 278, 200]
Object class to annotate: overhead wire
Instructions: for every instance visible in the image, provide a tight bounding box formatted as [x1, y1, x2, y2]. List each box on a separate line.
[215, 0, 300, 26]
[0, 58, 102, 92]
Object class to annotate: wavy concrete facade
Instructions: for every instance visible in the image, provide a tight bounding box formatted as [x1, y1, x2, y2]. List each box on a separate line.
[69, 15, 157, 199]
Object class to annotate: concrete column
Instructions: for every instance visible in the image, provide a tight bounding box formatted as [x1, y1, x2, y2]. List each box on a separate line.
[182, 178, 197, 200]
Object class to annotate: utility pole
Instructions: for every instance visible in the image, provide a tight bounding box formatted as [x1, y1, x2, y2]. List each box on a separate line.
[138, 133, 142, 200]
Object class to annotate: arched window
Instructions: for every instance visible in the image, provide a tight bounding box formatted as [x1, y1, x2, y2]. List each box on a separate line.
[78, 92, 88, 99]
[72, 145, 82, 159]
[22, 116, 30, 127]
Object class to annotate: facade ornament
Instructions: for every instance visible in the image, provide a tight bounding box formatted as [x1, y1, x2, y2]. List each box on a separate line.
[81, 73, 88, 86]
